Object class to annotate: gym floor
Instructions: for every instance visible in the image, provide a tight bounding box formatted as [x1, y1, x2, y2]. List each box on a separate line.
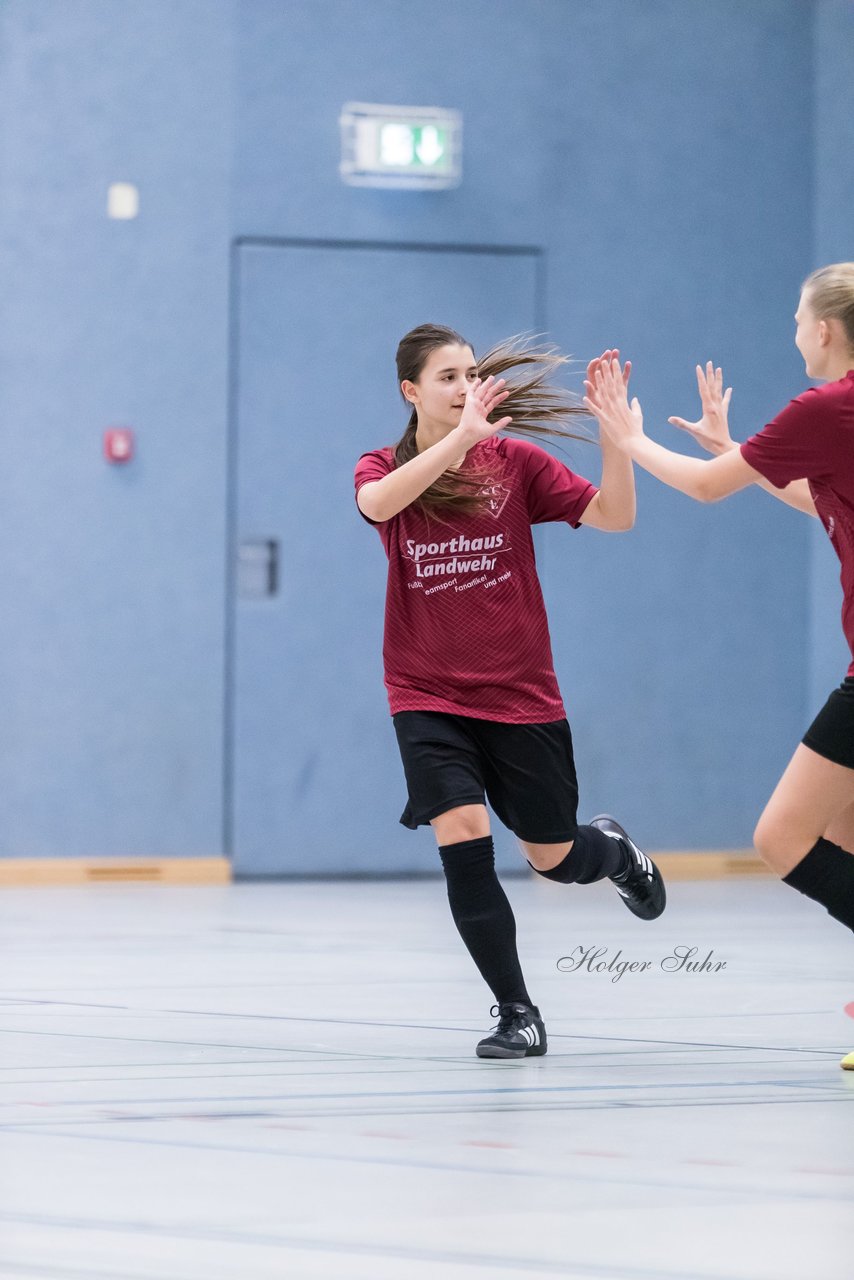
[1, 873, 852, 1279]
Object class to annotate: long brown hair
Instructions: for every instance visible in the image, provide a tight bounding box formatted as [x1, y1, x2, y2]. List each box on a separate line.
[393, 324, 592, 515]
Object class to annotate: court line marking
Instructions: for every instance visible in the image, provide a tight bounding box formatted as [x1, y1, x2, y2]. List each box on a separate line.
[1, 1052, 840, 1087]
[3, 1075, 850, 1108]
[0, 1020, 846, 1060]
[4, 1090, 852, 1131]
[0, 1131, 848, 1214]
[2, 994, 848, 1023]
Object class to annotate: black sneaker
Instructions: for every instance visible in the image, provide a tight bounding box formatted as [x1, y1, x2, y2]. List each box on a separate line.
[590, 814, 666, 921]
[476, 1002, 547, 1059]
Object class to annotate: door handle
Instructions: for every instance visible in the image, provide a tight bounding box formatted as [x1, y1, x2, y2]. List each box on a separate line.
[237, 539, 279, 598]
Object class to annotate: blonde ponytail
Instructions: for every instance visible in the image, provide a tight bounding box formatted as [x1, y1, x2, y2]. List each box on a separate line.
[803, 263, 854, 351]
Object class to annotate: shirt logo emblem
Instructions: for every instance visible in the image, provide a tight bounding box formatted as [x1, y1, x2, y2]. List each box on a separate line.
[481, 482, 511, 519]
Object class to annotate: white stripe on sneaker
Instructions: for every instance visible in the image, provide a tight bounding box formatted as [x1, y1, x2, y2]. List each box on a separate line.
[635, 850, 651, 876]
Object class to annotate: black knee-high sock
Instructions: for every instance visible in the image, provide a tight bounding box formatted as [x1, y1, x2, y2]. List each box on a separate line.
[438, 836, 533, 1006]
[530, 824, 628, 884]
[782, 837, 854, 932]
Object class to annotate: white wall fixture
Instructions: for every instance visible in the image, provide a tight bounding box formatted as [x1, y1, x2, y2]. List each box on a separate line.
[339, 103, 462, 190]
[107, 183, 139, 219]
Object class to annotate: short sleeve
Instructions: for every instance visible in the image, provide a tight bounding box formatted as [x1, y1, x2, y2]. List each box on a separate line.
[740, 389, 836, 488]
[507, 439, 597, 527]
[354, 449, 394, 524]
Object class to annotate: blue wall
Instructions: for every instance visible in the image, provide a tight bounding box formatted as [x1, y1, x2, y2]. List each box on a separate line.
[0, 0, 840, 862]
[0, 1, 233, 856]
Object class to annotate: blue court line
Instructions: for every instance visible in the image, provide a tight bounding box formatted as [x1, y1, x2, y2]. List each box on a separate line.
[4, 1091, 852, 1129]
[0, 1026, 401, 1060]
[0, 1262, 177, 1280]
[8, 1075, 849, 1108]
[1, 1052, 837, 1089]
[1, 1019, 846, 1061]
[126, 1005, 854, 1056]
[253, 1094, 854, 1118]
[4, 993, 847, 1024]
[0, 1129, 847, 1214]
[0, 1221, 767, 1280]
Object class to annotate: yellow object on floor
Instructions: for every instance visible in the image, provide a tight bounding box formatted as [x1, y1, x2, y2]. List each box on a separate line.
[841, 1051, 854, 1070]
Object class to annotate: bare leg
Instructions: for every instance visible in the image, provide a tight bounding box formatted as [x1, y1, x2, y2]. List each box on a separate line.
[753, 744, 854, 876]
[430, 803, 490, 845]
[824, 796, 854, 854]
[518, 838, 573, 870]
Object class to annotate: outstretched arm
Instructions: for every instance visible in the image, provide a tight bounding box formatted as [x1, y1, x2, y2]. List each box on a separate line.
[578, 351, 636, 531]
[583, 357, 760, 503]
[669, 363, 817, 517]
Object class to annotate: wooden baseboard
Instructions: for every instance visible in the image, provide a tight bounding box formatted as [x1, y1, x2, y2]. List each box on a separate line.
[0, 852, 770, 887]
[0, 857, 232, 887]
[653, 851, 769, 880]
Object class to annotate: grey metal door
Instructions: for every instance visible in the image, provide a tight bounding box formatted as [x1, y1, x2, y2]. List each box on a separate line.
[229, 240, 540, 875]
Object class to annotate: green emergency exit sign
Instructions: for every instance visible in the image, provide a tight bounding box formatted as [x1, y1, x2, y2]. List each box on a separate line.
[340, 103, 462, 189]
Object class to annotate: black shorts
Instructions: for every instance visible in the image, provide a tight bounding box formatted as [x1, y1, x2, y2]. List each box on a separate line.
[393, 710, 579, 843]
[802, 677, 854, 769]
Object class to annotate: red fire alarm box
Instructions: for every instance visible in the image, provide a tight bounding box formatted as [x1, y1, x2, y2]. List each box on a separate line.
[104, 428, 135, 464]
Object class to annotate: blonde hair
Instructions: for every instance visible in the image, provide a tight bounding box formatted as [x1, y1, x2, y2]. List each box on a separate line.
[802, 262, 854, 350]
[393, 327, 592, 515]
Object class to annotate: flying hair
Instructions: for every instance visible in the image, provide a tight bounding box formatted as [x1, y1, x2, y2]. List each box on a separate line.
[393, 326, 593, 516]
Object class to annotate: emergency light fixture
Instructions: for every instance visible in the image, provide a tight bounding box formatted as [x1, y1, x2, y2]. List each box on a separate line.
[340, 102, 462, 190]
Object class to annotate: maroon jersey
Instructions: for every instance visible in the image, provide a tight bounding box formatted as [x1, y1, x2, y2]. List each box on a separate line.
[354, 436, 597, 722]
[741, 370, 854, 676]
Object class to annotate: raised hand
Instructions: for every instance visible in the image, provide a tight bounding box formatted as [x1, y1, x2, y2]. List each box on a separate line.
[583, 354, 643, 450]
[586, 349, 631, 391]
[668, 362, 733, 455]
[457, 375, 512, 443]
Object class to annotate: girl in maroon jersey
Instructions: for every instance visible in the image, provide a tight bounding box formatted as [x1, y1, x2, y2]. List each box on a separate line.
[355, 326, 666, 1059]
[584, 263, 854, 1069]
